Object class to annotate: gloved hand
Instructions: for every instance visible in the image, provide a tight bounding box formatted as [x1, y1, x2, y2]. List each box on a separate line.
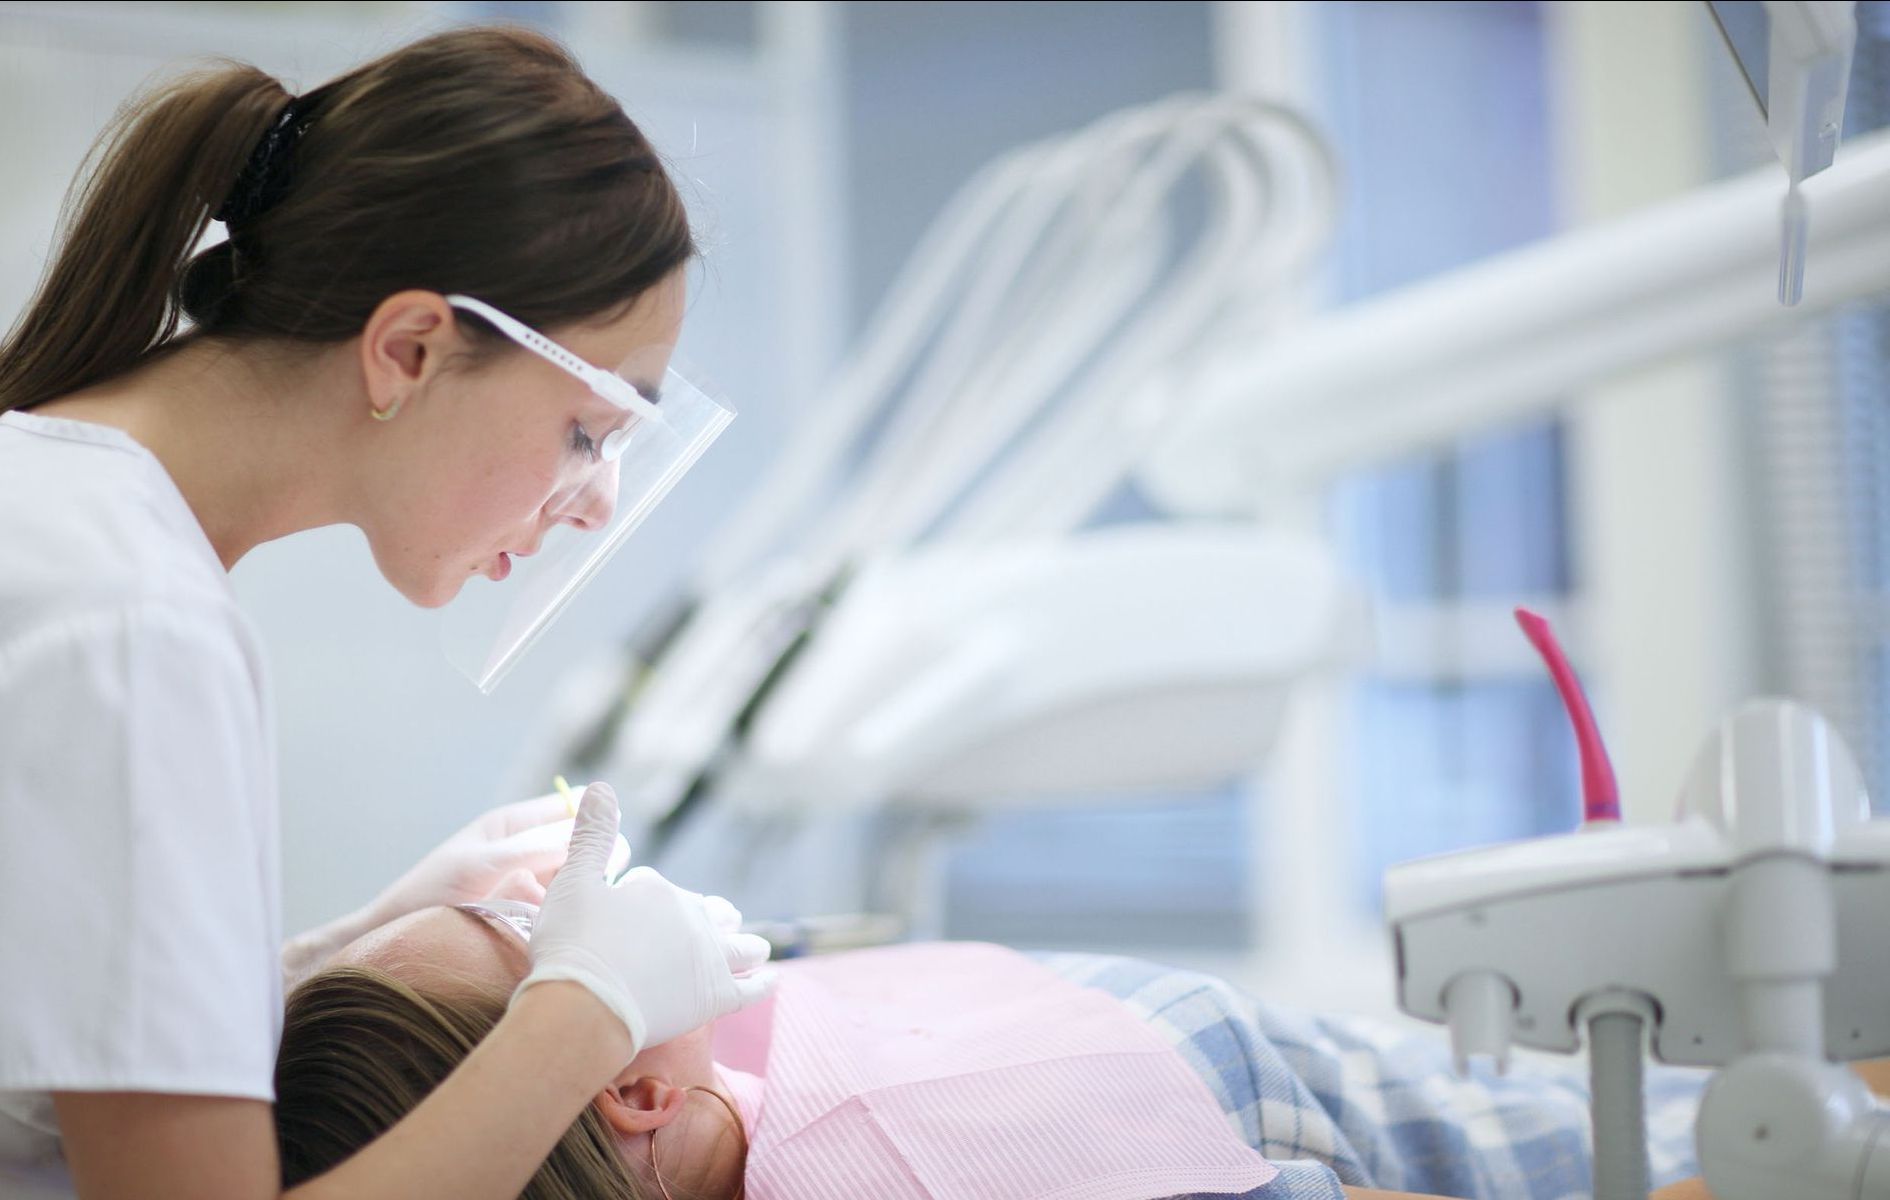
[363, 793, 630, 929]
[284, 793, 630, 987]
[517, 782, 776, 1057]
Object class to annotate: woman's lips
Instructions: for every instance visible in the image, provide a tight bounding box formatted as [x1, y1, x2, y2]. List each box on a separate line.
[485, 551, 512, 582]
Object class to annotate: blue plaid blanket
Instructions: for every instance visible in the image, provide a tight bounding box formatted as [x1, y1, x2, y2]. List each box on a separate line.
[1033, 953, 1707, 1200]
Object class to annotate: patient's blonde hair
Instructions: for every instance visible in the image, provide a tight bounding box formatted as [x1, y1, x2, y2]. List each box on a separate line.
[274, 966, 654, 1197]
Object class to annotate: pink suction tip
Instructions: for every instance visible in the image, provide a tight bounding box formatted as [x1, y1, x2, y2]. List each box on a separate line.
[1514, 607, 1621, 826]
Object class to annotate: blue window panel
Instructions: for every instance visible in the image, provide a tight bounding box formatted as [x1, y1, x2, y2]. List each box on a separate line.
[1832, 304, 1890, 596]
[1334, 458, 1451, 603]
[1320, 0, 1558, 299]
[943, 786, 1252, 948]
[1835, 21, 1890, 601]
[1354, 678, 1582, 912]
[1829, 14, 1890, 805]
[1333, 419, 1569, 606]
[1454, 420, 1571, 598]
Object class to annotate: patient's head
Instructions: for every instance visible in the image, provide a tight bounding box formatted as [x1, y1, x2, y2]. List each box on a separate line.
[273, 871, 746, 1199]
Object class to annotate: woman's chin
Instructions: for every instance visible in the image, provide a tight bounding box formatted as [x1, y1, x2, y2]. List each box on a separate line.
[367, 539, 479, 609]
[410, 583, 459, 609]
[386, 567, 474, 610]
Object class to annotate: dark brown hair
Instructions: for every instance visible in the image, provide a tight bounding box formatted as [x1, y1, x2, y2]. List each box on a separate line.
[0, 24, 694, 413]
[275, 965, 652, 1197]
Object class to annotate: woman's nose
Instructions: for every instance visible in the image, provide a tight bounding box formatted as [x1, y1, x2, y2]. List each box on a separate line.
[552, 461, 619, 532]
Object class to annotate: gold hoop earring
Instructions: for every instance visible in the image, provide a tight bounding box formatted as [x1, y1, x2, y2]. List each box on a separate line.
[370, 396, 404, 422]
[650, 1086, 747, 1200]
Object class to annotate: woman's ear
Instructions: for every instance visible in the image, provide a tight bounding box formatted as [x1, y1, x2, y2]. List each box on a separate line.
[358, 289, 452, 415]
[594, 1074, 687, 1137]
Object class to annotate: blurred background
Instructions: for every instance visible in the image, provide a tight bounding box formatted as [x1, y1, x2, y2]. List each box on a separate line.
[3, 0, 1886, 1020]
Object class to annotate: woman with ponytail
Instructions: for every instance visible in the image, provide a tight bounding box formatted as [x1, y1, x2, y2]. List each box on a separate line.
[0, 26, 772, 1200]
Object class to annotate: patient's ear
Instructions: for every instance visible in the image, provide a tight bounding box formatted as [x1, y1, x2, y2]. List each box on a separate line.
[595, 1075, 687, 1136]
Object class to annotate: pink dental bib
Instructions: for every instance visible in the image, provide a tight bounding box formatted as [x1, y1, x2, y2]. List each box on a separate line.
[711, 942, 1278, 1200]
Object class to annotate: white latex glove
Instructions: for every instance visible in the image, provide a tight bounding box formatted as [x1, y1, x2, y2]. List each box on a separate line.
[518, 782, 775, 1057]
[284, 794, 630, 987]
[364, 793, 631, 928]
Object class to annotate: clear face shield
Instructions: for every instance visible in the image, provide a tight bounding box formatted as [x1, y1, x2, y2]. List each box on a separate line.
[439, 295, 734, 692]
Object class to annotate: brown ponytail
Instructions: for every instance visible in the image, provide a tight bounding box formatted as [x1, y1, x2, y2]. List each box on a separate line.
[0, 25, 695, 414]
[0, 63, 287, 412]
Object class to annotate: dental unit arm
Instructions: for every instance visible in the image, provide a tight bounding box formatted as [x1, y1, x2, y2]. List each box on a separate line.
[538, 94, 1340, 859]
[1386, 614, 1890, 1200]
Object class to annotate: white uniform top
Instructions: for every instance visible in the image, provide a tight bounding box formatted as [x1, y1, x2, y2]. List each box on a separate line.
[0, 410, 282, 1198]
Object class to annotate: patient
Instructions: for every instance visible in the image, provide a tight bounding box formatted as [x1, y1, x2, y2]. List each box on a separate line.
[275, 869, 747, 1200]
[275, 870, 1718, 1200]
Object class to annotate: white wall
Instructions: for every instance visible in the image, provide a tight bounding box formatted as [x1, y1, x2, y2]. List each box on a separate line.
[0, 3, 842, 934]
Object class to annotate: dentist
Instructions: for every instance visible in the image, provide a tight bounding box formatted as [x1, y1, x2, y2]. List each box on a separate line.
[0, 24, 769, 1200]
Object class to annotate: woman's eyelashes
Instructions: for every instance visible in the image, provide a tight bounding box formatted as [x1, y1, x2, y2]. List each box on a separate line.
[569, 422, 600, 462]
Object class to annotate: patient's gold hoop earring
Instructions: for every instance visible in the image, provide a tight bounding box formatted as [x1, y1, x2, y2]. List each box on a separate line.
[370, 396, 404, 422]
[650, 1086, 747, 1200]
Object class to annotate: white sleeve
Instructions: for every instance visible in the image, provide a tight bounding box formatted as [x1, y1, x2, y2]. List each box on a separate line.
[0, 604, 281, 1099]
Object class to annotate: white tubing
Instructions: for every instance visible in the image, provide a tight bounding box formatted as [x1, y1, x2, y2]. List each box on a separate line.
[950, 107, 1335, 540]
[698, 92, 1339, 592]
[852, 95, 1335, 552]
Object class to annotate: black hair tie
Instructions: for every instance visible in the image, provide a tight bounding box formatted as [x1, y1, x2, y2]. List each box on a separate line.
[216, 92, 322, 229]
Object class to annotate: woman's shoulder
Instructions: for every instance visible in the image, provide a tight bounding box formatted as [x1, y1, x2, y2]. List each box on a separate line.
[0, 411, 239, 642]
